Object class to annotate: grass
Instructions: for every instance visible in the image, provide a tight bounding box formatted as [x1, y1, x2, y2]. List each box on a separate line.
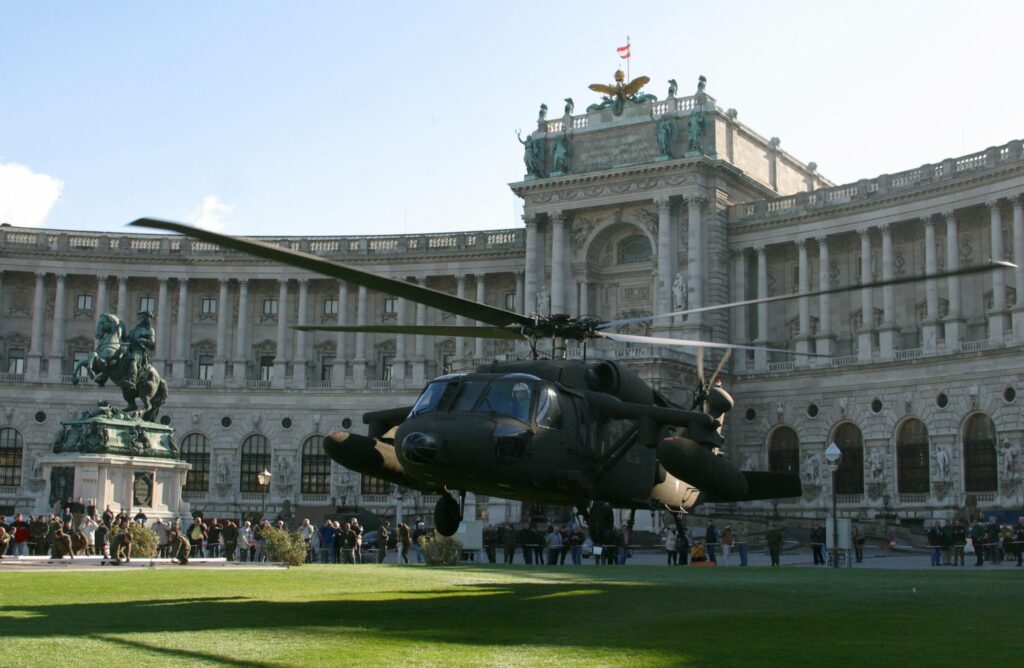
[0, 564, 1017, 667]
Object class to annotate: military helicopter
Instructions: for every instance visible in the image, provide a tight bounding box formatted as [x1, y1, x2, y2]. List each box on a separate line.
[132, 218, 1012, 541]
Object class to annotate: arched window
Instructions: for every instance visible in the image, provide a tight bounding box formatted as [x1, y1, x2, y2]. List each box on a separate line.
[301, 435, 330, 495]
[896, 419, 929, 494]
[768, 426, 799, 474]
[617, 234, 652, 264]
[833, 423, 864, 495]
[963, 413, 997, 492]
[180, 433, 210, 493]
[240, 434, 271, 493]
[0, 427, 24, 487]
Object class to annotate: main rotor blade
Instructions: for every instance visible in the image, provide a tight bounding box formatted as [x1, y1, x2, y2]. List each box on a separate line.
[711, 349, 732, 384]
[597, 331, 832, 357]
[696, 347, 705, 385]
[129, 218, 535, 329]
[294, 324, 524, 339]
[600, 261, 1017, 329]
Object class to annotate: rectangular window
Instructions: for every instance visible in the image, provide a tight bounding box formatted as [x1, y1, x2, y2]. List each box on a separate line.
[201, 298, 217, 315]
[198, 355, 214, 380]
[139, 296, 155, 313]
[360, 474, 392, 495]
[320, 355, 335, 381]
[323, 299, 338, 316]
[77, 294, 94, 311]
[382, 355, 394, 381]
[383, 297, 397, 314]
[504, 293, 516, 311]
[260, 355, 275, 381]
[7, 348, 25, 375]
[262, 298, 278, 316]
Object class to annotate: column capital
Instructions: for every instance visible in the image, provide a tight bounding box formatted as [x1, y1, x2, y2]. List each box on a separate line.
[654, 196, 671, 211]
[454, 274, 466, 285]
[523, 214, 540, 227]
[405, 276, 419, 285]
[815, 235, 828, 246]
[1012, 194, 1024, 208]
[157, 276, 169, 286]
[879, 223, 891, 236]
[729, 247, 748, 261]
[54, 272, 67, 281]
[474, 272, 486, 282]
[238, 277, 249, 287]
[34, 272, 46, 281]
[921, 217, 934, 231]
[985, 198, 1003, 210]
[277, 277, 289, 286]
[795, 238, 806, 250]
[297, 277, 309, 287]
[857, 227, 873, 239]
[939, 209, 957, 221]
[178, 277, 189, 286]
[96, 274, 110, 283]
[551, 211, 568, 225]
[218, 278, 230, 287]
[754, 245, 766, 256]
[684, 192, 706, 206]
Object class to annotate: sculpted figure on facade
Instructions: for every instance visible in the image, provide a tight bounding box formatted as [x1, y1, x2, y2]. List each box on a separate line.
[667, 79, 678, 98]
[536, 285, 550, 314]
[1000, 439, 1020, 480]
[656, 116, 677, 157]
[216, 457, 231, 486]
[552, 131, 571, 174]
[278, 456, 294, 485]
[868, 449, 884, 482]
[802, 452, 823, 486]
[672, 272, 687, 310]
[537, 103, 548, 122]
[516, 130, 542, 177]
[933, 444, 951, 480]
[563, 98, 574, 115]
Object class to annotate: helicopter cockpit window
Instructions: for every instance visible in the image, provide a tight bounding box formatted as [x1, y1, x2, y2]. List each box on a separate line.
[409, 380, 455, 416]
[452, 380, 489, 412]
[477, 380, 533, 422]
[535, 387, 563, 430]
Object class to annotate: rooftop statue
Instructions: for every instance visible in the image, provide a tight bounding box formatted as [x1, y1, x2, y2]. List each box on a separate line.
[552, 130, 571, 174]
[563, 98, 574, 115]
[72, 311, 168, 422]
[686, 75, 708, 155]
[587, 69, 654, 116]
[516, 130, 543, 177]
[657, 115, 677, 157]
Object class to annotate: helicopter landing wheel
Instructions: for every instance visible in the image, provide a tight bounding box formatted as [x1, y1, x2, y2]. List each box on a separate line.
[586, 501, 615, 545]
[434, 492, 461, 536]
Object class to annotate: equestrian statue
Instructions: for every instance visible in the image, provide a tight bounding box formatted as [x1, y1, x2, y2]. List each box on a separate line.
[72, 311, 168, 422]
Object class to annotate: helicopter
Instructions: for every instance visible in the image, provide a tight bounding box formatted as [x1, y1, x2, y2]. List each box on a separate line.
[131, 218, 1013, 542]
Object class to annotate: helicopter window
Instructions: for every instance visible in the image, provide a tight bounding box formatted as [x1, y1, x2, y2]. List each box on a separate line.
[452, 381, 489, 412]
[477, 380, 533, 422]
[535, 387, 563, 430]
[409, 381, 452, 416]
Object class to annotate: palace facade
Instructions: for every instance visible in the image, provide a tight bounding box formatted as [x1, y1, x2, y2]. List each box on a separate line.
[2, 81, 1022, 526]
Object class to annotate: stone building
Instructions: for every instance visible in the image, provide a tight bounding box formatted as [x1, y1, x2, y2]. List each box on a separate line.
[1, 77, 1022, 527]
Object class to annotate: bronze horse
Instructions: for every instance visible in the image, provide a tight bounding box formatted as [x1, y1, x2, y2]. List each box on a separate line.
[73, 313, 168, 422]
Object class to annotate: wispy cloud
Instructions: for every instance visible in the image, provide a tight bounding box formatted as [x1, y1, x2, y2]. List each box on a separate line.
[0, 160, 63, 227]
[186, 195, 234, 232]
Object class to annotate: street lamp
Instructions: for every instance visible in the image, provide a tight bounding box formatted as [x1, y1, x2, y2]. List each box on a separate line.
[395, 486, 407, 525]
[257, 468, 273, 521]
[824, 442, 842, 568]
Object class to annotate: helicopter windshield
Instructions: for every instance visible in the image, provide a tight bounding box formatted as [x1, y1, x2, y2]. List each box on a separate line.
[474, 380, 534, 422]
[409, 379, 457, 416]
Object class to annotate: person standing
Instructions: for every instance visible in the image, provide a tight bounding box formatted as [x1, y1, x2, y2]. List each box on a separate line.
[811, 522, 826, 565]
[952, 519, 967, 566]
[940, 519, 954, 565]
[766, 523, 783, 566]
[81, 517, 97, 556]
[1014, 517, 1024, 567]
[207, 520, 223, 558]
[95, 521, 109, 558]
[222, 521, 239, 561]
[852, 524, 865, 563]
[503, 523, 518, 564]
[665, 528, 678, 566]
[340, 521, 358, 564]
[720, 524, 734, 566]
[298, 519, 315, 562]
[239, 521, 254, 562]
[412, 520, 427, 563]
[376, 521, 390, 563]
[970, 519, 986, 566]
[927, 521, 943, 567]
[705, 520, 719, 564]
[570, 528, 584, 565]
[678, 526, 690, 566]
[397, 522, 412, 563]
[735, 522, 750, 567]
[545, 525, 562, 566]
[483, 525, 497, 563]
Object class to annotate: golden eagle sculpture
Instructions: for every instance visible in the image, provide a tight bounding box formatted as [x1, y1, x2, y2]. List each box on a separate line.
[587, 69, 653, 115]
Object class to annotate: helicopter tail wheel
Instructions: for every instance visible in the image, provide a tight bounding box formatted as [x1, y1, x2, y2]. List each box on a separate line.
[434, 492, 462, 536]
[586, 501, 615, 545]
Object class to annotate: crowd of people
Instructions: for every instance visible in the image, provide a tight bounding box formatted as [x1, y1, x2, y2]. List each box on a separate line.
[927, 516, 1024, 567]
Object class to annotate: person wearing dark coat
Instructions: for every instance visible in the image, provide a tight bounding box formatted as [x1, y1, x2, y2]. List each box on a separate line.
[766, 524, 783, 566]
[811, 523, 826, 565]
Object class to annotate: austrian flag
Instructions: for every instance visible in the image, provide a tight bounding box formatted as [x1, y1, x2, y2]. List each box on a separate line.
[617, 44, 630, 59]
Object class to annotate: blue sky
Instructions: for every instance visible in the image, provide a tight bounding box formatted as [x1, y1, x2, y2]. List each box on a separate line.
[1, 1, 1021, 236]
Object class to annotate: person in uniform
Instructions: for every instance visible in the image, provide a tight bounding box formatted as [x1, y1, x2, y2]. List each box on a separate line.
[125, 310, 156, 386]
[52, 528, 74, 559]
[167, 529, 191, 565]
[376, 521, 390, 563]
[110, 522, 133, 564]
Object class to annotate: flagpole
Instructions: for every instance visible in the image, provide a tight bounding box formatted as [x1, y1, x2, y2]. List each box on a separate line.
[626, 35, 630, 81]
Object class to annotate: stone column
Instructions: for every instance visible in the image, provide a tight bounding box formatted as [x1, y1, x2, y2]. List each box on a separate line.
[1012, 197, 1024, 340]
[857, 229, 874, 362]
[754, 246, 768, 371]
[47, 273, 67, 382]
[922, 218, 940, 354]
[332, 281, 349, 387]
[26, 273, 46, 379]
[213, 278, 230, 386]
[987, 199, 1008, 344]
[732, 249, 748, 373]
[95, 275, 109, 322]
[515, 271, 525, 316]
[474, 273, 486, 359]
[454, 275, 467, 361]
[795, 240, 811, 364]
[116, 275, 129, 321]
[816, 236, 834, 355]
[155, 277, 169, 371]
[685, 194, 705, 325]
[655, 196, 673, 317]
[550, 213, 568, 314]
[579, 277, 590, 316]
[172, 278, 190, 381]
[232, 279, 249, 387]
[273, 278, 289, 388]
[524, 216, 539, 313]
[352, 285, 367, 386]
[412, 278, 427, 386]
[393, 294, 407, 385]
[878, 225, 897, 359]
[942, 210, 965, 349]
[293, 278, 309, 388]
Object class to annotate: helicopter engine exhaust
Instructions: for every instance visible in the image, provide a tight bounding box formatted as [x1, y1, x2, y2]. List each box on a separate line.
[656, 436, 748, 502]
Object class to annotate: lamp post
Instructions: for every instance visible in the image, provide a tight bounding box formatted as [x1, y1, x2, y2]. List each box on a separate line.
[257, 468, 273, 522]
[825, 442, 842, 568]
[395, 486, 406, 525]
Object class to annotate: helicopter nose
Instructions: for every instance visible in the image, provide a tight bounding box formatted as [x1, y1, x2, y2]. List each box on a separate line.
[401, 431, 439, 464]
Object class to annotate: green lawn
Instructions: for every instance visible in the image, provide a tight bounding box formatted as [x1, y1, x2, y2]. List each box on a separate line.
[0, 564, 1017, 666]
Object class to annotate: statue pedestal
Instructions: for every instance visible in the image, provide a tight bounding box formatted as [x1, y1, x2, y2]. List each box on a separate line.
[31, 402, 191, 522]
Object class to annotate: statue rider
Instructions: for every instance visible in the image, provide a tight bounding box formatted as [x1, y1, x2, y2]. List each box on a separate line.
[126, 311, 156, 387]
